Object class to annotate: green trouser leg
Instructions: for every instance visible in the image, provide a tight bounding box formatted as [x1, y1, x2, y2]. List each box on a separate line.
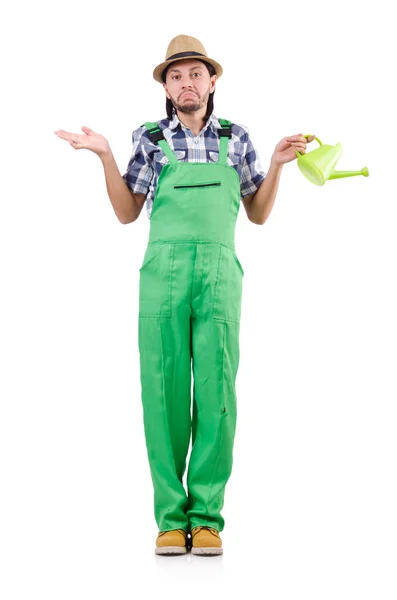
[138, 242, 241, 533]
[138, 311, 192, 532]
[186, 316, 239, 532]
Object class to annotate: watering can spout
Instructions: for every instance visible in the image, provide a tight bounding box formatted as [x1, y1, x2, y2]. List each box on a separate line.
[328, 167, 369, 180]
[295, 136, 369, 185]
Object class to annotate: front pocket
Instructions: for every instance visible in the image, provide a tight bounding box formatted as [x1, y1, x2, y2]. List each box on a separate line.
[213, 246, 243, 323]
[174, 182, 221, 189]
[139, 244, 165, 272]
[139, 244, 173, 318]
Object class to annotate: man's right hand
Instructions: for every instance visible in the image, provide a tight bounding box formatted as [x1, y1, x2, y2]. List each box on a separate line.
[54, 126, 111, 159]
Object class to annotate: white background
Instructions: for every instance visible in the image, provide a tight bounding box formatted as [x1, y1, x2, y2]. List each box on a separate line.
[1, 0, 396, 598]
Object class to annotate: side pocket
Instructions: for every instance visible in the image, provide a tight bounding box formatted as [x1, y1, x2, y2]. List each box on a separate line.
[139, 244, 173, 318]
[233, 251, 244, 277]
[213, 246, 243, 323]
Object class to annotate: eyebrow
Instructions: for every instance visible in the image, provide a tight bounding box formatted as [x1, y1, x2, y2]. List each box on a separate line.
[168, 66, 205, 74]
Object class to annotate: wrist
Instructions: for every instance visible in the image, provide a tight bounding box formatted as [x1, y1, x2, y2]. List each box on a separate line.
[270, 154, 284, 170]
[100, 149, 114, 163]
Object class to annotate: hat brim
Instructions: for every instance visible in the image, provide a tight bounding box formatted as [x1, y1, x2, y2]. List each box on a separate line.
[153, 55, 223, 83]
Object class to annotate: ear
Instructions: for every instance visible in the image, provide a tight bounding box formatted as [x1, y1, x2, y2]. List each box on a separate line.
[210, 75, 217, 93]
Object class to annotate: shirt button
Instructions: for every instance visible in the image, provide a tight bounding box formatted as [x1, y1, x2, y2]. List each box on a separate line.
[194, 138, 198, 143]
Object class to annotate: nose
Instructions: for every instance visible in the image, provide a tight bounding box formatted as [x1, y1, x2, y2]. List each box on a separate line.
[179, 77, 195, 91]
[180, 84, 196, 97]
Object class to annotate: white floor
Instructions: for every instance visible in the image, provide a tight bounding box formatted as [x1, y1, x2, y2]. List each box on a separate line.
[2, 456, 396, 600]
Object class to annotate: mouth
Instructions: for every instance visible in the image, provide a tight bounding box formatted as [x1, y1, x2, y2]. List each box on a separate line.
[181, 92, 197, 99]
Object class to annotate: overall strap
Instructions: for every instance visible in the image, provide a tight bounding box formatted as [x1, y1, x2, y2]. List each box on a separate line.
[141, 121, 178, 164]
[142, 118, 232, 165]
[217, 118, 232, 165]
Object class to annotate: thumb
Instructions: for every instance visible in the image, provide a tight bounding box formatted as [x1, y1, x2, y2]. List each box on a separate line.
[81, 126, 94, 135]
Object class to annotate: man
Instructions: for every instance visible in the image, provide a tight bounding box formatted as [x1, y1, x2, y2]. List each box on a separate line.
[54, 34, 315, 557]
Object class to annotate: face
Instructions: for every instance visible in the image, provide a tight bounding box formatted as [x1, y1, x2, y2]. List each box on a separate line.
[163, 59, 217, 114]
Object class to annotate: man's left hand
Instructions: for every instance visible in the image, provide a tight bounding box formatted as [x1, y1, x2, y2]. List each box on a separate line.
[271, 133, 316, 166]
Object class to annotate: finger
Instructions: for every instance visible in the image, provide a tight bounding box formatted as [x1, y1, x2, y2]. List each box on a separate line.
[286, 135, 306, 143]
[55, 130, 82, 143]
[54, 129, 72, 140]
[289, 134, 314, 144]
[301, 134, 316, 142]
[69, 141, 82, 150]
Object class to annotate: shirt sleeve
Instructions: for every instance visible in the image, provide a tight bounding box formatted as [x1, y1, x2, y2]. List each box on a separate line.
[122, 127, 155, 196]
[240, 126, 267, 198]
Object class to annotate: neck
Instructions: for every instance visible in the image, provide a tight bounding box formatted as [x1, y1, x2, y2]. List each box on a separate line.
[175, 106, 209, 137]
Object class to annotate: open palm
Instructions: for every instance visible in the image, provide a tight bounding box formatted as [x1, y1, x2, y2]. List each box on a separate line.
[54, 126, 110, 158]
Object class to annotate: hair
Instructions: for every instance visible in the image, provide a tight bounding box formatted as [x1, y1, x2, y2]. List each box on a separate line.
[161, 59, 216, 122]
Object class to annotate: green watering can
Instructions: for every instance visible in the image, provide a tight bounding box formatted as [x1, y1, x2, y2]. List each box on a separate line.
[295, 135, 369, 186]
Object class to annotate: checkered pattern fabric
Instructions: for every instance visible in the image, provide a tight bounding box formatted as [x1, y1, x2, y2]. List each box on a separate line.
[122, 111, 267, 219]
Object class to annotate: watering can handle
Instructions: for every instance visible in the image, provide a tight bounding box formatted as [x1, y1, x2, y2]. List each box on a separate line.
[294, 134, 323, 158]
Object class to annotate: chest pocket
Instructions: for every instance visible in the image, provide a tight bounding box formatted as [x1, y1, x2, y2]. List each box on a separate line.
[159, 150, 186, 165]
[209, 143, 244, 168]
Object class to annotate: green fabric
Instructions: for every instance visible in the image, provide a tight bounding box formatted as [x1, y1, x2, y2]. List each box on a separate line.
[138, 119, 244, 533]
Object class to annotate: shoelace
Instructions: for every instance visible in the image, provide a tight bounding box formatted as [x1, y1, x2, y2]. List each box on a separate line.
[158, 529, 186, 537]
[191, 526, 219, 537]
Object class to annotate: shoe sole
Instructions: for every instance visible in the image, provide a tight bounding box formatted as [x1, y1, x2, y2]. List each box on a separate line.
[155, 546, 187, 555]
[191, 547, 223, 556]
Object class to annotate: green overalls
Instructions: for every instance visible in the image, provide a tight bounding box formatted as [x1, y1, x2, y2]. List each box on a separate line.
[138, 118, 244, 534]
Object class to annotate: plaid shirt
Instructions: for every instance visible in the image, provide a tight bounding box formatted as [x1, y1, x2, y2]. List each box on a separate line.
[122, 111, 267, 219]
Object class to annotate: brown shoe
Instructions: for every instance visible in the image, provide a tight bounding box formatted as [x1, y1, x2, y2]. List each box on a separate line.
[155, 529, 188, 555]
[191, 526, 223, 556]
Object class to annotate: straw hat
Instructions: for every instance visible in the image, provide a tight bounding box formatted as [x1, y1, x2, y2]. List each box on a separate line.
[153, 34, 223, 84]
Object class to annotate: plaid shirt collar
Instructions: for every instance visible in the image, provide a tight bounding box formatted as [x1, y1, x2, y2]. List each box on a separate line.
[168, 110, 221, 135]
